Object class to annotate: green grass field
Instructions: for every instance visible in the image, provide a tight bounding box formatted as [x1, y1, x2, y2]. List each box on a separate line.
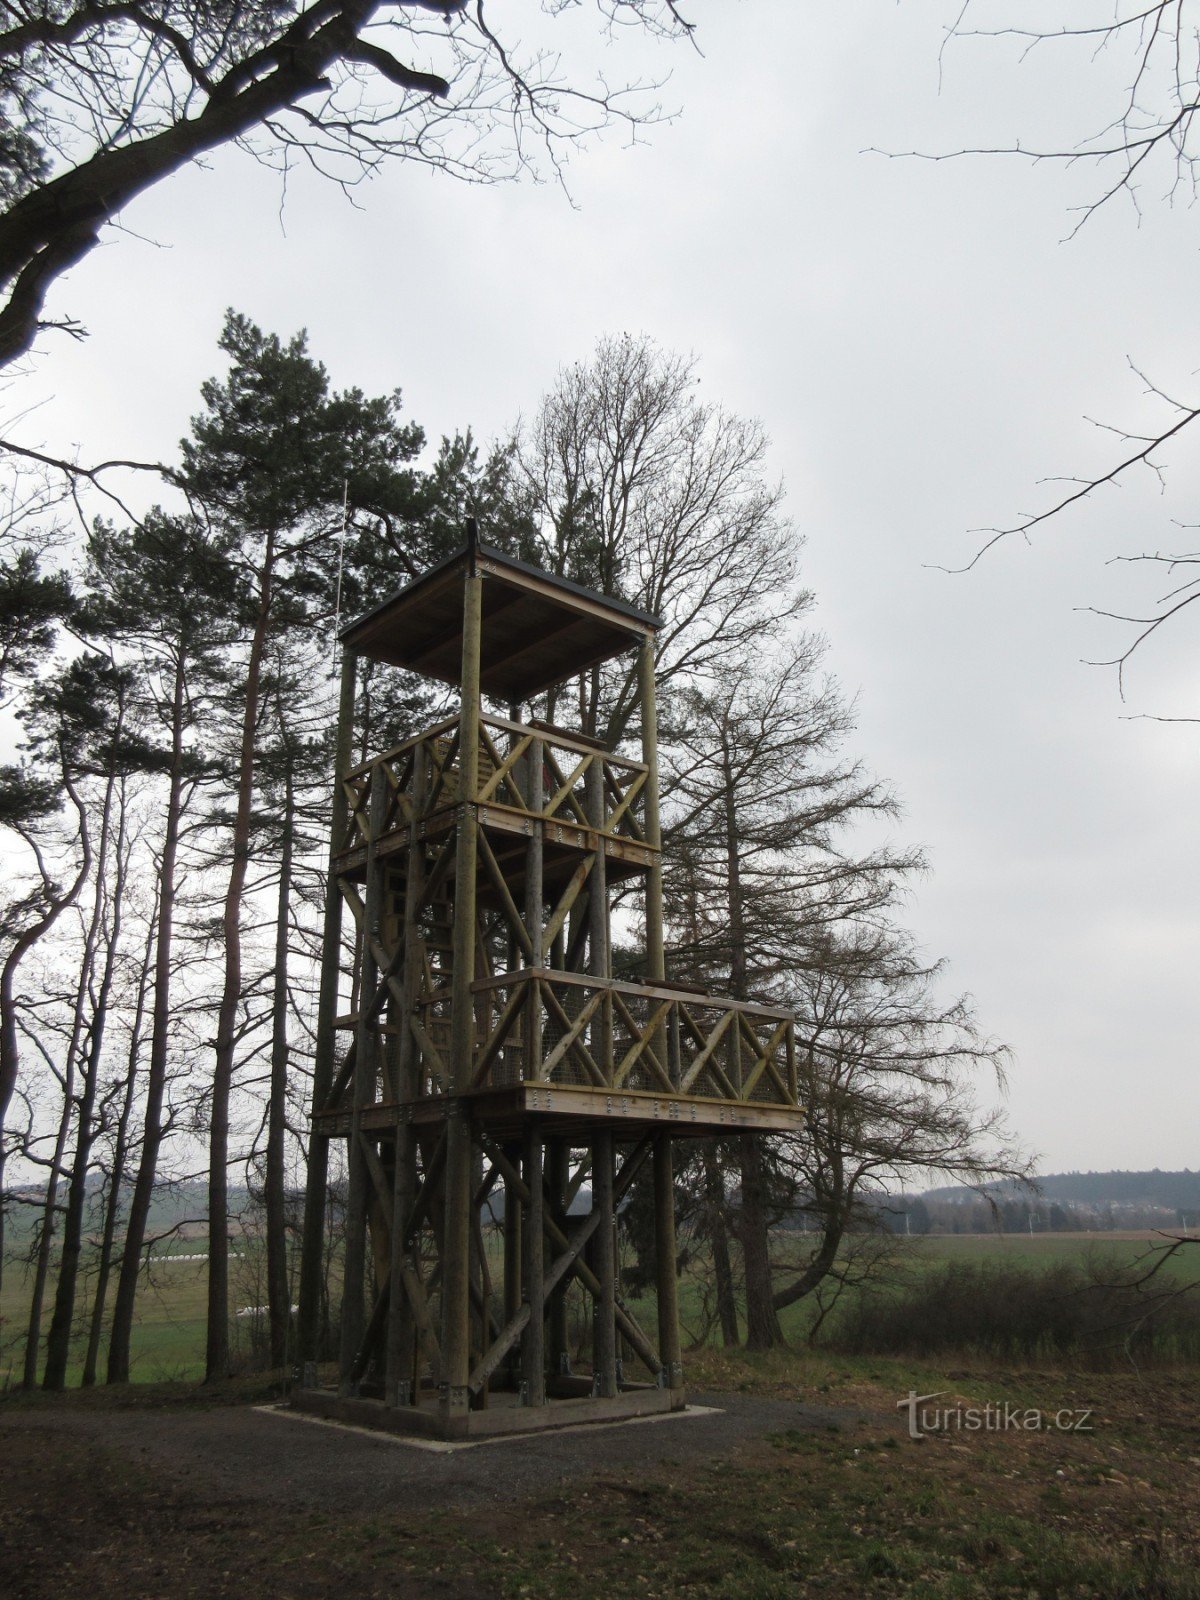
[662, 1230, 1200, 1350]
[875, 1230, 1200, 1270]
[4, 1230, 1197, 1388]
[0, 1239, 278, 1386]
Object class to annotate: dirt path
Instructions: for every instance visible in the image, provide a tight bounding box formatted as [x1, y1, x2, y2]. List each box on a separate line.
[0, 1390, 854, 1599]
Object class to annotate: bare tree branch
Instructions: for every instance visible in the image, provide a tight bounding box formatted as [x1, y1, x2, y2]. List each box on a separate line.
[0, 1, 692, 369]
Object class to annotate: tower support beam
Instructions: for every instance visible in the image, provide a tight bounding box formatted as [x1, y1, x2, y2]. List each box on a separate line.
[441, 567, 483, 1424]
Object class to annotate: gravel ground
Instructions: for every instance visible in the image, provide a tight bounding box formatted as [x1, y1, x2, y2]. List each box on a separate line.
[3, 1389, 855, 1515]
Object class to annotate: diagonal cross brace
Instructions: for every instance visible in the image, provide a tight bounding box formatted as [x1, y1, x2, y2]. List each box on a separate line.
[475, 1135, 661, 1386]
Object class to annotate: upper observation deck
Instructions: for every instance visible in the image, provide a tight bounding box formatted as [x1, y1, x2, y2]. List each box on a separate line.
[335, 540, 662, 885]
[334, 712, 658, 886]
[339, 540, 659, 702]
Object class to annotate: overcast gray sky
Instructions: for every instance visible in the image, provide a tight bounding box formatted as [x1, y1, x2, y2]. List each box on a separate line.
[14, 3, 1200, 1176]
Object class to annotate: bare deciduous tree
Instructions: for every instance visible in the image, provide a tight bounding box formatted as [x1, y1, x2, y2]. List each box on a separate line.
[517, 333, 804, 746]
[771, 932, 1024, 1326]
[0, 1, 692, 371]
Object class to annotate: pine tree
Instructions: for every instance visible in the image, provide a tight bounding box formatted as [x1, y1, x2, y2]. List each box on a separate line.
[7, 654, 138, 1381]
[84, 509, 235, 1384]
[177, 311, 427, 1380]
[41, 658, 149, 1390]
[0, 519, 80, 1291]
[660, 649, 920, 1348]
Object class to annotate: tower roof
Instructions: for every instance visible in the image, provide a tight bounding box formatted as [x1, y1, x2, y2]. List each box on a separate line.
[339, 541, 660, 702]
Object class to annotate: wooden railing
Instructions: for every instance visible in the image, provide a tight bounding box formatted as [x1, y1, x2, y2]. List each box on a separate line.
[412, 970, 797, 1109]
[340, 714, 650, 854]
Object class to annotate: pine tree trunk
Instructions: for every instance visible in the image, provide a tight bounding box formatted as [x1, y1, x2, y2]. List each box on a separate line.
[206, 540, 274, 1381]
[25, 765, 114, 1387]
[82, 910, 151, 1385]
[44, 779, 130, 1389]
[719, 730, 783, 1349]
[265, 760, 294, 1370]
[0, 790, 91, 1303]
[738, 1137, 784, 1349]
[23, 948, 91, 1387]
[701, 1142, 740, 1346]
[108, 655, 186, 1383]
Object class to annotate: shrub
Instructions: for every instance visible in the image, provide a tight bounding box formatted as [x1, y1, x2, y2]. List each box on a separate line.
[825, 1254, 1200, 1367]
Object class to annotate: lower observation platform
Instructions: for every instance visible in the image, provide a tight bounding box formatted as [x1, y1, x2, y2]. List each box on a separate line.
[313, 1081, 806, 1140]
[336, 799, 659, 888]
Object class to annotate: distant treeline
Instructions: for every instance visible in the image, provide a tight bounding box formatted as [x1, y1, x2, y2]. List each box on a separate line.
[12, 1171, 1194, 1249]
[872, 1170, 1200, 1235]
[877, 1197, 1194, 1236]
[924, 1169, 1200, 1211]
[3, 1179, 254, 1247]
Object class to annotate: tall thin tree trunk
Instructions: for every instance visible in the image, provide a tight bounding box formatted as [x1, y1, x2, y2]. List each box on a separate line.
[22, 1081, 75, 1387]
[82, 903, 153, 1386]
[720, 729, 783, 1350]
[701, 1141, 739, 1347]
[44, 780, 130, 1389]
[0, 786, 91, 1302]
[24, 762, 117, 1387]
[266, 758, 294, 1370]
[23, 939, 92, 1387]
[738, 1138, 783, 1349]
[108, 654, 187, 1383]
[207, 542, 274, 1381]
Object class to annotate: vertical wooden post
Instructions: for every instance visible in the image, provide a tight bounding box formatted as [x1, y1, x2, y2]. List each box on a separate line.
[339, 762, 386, 1393]
[637, 636, 664, 986]
[546, 1140, 570, 1377]
[640, 635, 680, 1396]
[521, 1127, 545, 1406]
[592, 1129, 618, 1397]
[585, 760, 609, 979]
[297, 647, 356, 1372]
[585, 760, 611, 1084]
[505, 706, 523, 981]
[440, 566, 483, 1428]
[653, 1131, 683, 1396]
[386, 742, 426, 1406]
[524, 734, 544, 1082]
[584, 756, 617, 1395]
[503, 1150, 522, 1332]
[469, 1140, 485, 1407]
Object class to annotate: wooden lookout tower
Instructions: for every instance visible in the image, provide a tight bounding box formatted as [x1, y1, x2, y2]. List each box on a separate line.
[293, 532, 804, 1440]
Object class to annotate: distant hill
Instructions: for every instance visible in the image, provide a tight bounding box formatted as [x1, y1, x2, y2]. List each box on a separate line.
[901, 1169, 1200, 1234]
[3, 1179, 249, 1248]
[923, 1170, 1200, 1210]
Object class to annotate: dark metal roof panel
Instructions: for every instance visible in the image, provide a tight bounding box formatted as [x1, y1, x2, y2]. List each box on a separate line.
[338, 540, 661, 699]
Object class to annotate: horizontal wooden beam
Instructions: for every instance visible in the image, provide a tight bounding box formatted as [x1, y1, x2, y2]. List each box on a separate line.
[314, 1083, 805, 1138]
